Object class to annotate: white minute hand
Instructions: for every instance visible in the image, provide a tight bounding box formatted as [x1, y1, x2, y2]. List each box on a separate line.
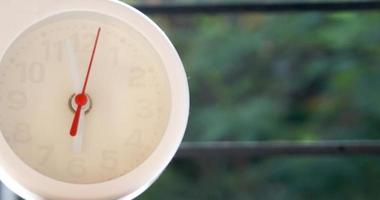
[65, 39, 85, 153]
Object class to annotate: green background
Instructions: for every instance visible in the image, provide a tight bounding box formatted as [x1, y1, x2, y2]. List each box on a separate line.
[121, 0, 380, 199]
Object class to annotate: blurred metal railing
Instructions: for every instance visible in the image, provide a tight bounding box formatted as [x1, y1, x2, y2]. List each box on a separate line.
[135, 1, 380, 14]
[177, 141, 380, 158]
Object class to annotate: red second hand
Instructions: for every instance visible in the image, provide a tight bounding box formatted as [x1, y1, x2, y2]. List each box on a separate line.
[70, 27, 101, 137]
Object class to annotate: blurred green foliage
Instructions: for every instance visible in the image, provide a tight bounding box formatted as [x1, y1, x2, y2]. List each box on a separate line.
[141, 156, 380, 200]
[121, 1, 380, 199]
[157, 11, 380, 142]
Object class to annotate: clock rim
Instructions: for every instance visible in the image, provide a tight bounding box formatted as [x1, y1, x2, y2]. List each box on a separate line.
[0, 0, 189, 199]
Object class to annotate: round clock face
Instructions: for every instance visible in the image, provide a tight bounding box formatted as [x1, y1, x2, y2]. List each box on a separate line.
[0, 11, 171, 184]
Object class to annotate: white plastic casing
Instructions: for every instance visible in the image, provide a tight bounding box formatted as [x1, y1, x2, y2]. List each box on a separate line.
[0, 0, 189, 199]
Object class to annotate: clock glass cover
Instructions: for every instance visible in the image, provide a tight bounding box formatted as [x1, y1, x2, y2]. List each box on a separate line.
[0, 11, 171, 184]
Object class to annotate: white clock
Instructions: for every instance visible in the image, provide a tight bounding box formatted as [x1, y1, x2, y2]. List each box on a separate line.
[0, 0, 189, 199]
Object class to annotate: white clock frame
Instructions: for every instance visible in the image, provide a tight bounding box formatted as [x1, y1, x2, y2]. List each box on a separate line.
[0, 0, 189, 199]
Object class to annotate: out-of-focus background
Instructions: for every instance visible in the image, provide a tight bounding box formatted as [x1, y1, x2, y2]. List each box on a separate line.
[131, 1, 380, 200]
[5, 0, 380, 199]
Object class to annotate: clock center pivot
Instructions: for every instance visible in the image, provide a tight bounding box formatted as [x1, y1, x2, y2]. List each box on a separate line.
[69, 93, 92, 113]
[75, 94, 88, 106]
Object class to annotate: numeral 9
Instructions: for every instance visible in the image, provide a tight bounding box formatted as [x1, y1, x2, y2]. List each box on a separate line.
[7, 90, 27, 110]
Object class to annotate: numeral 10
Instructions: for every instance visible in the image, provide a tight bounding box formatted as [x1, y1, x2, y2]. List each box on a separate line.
[18, 62, 45, 83]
